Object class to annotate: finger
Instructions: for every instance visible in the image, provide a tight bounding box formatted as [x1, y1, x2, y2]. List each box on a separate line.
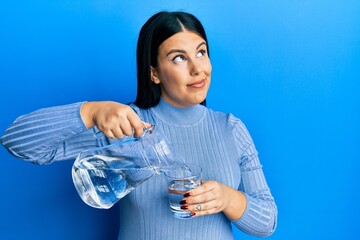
[143, 121, 152, 129]
[102, 129, 116, 139]
[184, 191, 216, 208]
[187, 202, 206, 213]
[110, 127, 124, 139]
[127, 113, 145, 138]
[132, 121, 153, 138]
[185, 199, 219, 217]
[186, 181, 215, 198]
[119, 121, 133, 136]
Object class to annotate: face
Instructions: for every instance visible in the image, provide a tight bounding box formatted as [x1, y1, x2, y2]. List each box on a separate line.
[151, 31, 212, 108]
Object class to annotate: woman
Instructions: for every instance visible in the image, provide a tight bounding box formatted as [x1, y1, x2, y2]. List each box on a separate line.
[1, 11, 277, 239]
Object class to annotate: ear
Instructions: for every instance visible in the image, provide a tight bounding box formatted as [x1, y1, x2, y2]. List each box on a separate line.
[150, 66, 160, 84]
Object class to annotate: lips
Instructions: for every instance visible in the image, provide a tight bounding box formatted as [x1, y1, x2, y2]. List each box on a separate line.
[187, 79, 206, 88]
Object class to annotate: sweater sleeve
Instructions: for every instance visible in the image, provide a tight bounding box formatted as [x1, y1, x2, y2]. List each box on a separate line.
[0, 102, 105, 164]
[228, 114, 278, 237]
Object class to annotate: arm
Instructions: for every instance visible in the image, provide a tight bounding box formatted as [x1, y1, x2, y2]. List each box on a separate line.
[0, 101, 151, 164]
[229, 115, 277, 237]
[0, 102, 100, 164]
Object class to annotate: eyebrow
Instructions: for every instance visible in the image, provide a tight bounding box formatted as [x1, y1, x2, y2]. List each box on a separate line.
[166, 41, 207, 57]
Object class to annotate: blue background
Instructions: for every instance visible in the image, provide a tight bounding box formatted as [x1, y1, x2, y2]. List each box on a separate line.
[0, 1, 359, 239]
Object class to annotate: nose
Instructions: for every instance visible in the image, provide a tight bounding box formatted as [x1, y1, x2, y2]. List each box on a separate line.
[189, 59, 202, 76]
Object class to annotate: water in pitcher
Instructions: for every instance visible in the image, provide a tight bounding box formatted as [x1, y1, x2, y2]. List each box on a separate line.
[73, 155, 150, 209]
[72, 155, 191, 209]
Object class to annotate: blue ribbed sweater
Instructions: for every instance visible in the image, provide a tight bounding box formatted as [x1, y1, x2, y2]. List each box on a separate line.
[0, 99, 277, 239]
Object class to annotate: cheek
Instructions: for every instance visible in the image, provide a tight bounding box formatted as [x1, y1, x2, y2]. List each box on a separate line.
[160, 68, 185, 85]
[202, 59, 212, 75]
[158, 72, 181, 94]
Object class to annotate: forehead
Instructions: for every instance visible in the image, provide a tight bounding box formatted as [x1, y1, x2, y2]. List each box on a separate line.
[159, 31, 206, 52]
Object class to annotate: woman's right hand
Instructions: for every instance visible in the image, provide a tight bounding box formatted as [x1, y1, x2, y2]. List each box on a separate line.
[81, 101, 151, 139]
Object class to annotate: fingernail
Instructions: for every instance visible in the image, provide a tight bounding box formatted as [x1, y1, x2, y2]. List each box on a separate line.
[184, 192, 191, 197]
[180, 205, 188, 210]
[179, 200, 187, 205]
[190, 212, 196, 216]
[148, 124, 153, 133]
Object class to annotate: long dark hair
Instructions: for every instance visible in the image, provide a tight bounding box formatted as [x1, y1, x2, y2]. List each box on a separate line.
[134, 11, 209, 109]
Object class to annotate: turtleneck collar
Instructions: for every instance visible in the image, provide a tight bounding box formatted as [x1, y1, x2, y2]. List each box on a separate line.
[150, 98, 206, 126]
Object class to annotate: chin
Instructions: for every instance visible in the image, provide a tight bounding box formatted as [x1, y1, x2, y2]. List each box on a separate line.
[193, 96, 207, 105]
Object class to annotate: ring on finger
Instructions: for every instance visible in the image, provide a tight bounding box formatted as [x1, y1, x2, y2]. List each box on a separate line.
[196, 204, 202, 211]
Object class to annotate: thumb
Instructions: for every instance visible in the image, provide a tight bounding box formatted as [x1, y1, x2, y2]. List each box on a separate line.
[143, 122, 153, 129]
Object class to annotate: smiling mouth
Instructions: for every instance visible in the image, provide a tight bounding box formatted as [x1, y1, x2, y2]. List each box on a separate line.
[187, 79, 206, 88]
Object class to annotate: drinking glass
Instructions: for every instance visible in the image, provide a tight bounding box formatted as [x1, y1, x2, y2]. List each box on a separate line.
[164, 164, 202, 219]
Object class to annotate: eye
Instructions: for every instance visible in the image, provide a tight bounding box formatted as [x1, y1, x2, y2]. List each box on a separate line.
[196, 49, 207, 58]
[172, 55, 186, 63]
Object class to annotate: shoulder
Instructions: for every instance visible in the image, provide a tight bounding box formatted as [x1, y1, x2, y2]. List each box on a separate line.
[206, 107, 253, 145]
[129, 103, 140, 113]
[129, 102, 147, 116]
[204, 106, 228, 121]
[205, 107, 244, 129]
[128, 103, 154, 123]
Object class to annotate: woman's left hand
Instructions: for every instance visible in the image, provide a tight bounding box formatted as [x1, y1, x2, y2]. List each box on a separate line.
[181, 180, 247, 220]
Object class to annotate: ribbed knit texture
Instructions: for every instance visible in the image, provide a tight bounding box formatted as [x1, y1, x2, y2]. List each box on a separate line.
[0, 99, 277, 239]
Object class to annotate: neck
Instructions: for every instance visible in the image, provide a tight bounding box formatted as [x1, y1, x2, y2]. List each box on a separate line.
[150, 98, 206, 126]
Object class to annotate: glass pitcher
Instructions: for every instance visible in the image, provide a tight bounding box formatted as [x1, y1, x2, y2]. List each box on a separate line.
[72, 126, 183, 209]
